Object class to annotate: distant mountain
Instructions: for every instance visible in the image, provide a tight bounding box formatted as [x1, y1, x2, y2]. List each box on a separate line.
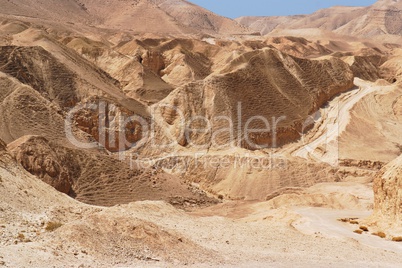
[236, 0, 402, 37]
[0, 0, 252, 35]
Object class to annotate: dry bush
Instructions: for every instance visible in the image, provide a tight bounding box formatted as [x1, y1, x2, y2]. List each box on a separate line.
[354, 229, 363, 234]
[17, 233, 25, 241]
[372, 232, 386, 238]
[338, 218, 360, 225]
[45, 222, 63, 232]
[392, 236, 402, 242]
[359, 226, 369, 232]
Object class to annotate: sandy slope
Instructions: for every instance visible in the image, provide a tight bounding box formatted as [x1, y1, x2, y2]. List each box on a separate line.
[0, 144, 216, 266]
[1, 148, 402, 267]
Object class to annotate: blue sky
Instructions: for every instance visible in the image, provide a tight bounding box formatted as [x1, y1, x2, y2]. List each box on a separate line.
[187, 0, 377, 18]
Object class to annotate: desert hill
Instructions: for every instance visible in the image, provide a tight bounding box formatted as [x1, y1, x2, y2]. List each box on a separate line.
[149, 48, 354, 151]
[236, 0, 402, 38]
[0, 34, 181, 206]
[0, 0, 251, 36]
[1, 0, 402, 266]
[0, 12, 391, 205]
[0, 45, 150, 152]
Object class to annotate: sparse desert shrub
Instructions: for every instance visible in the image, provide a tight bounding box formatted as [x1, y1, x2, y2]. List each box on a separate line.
[392, 236, 402, 242]
[359, 226, 369, 232]
[395, 143, 402, 153]
[15, 233, 31, 243]
[45, 222, 63, 232]
[17, 233, 25, 241]
[354, 229, 363, 234]
[338, 218, 360, 224]
[372, 232, 386, 238]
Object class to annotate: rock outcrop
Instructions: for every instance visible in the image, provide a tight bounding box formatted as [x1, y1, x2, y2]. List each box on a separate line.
[72, 97, 146, 152]
[372, 154, 402, 228]
[342, 55, 386, 82]
[8, 136, 75, 195]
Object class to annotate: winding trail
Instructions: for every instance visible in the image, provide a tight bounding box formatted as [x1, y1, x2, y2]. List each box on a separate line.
[290, 78, 381, 165]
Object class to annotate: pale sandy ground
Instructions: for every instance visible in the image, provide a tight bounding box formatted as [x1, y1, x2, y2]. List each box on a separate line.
[2, 175, 402, 267]
[0, 144, 400, 266]
[142, 183, 402, 268]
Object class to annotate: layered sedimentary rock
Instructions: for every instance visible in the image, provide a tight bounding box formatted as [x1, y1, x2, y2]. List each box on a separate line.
[8, 136, 75, 194]
[372, 154, 402, 226]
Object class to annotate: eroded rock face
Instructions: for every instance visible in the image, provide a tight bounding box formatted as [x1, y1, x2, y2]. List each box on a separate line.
[8, 136, 77, 195]
[142, 50, 166, 76]
[373, 154, 402, 225]
[0, 139, 6, 151]
[73, 97, 145, 152]
[343, 55, 386, 82]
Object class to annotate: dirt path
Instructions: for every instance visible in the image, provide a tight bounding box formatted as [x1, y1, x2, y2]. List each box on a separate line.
[293, 207, 402, 254]
[289, 78, 383, 165]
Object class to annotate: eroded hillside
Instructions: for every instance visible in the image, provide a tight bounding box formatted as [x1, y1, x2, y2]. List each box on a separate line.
[1, 0, 402, 266]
